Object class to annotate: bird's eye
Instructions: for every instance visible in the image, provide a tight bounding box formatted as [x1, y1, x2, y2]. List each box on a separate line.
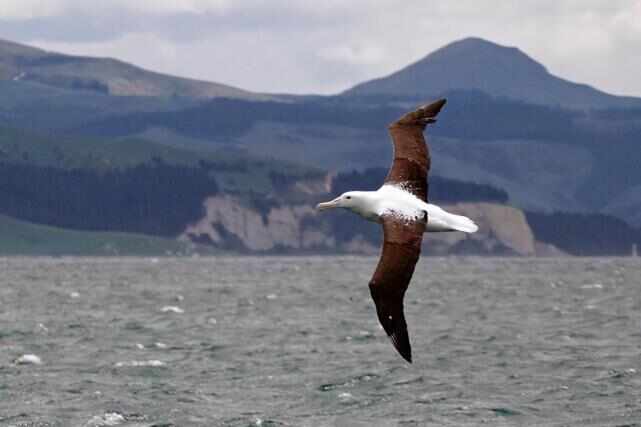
[346, 196, 351, 200]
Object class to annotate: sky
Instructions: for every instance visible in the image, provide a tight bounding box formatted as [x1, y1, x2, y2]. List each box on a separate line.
[1, 0, 640, 96]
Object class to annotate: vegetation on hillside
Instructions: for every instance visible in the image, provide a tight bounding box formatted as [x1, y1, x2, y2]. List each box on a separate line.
[0, 161, 217, 236]
[526, 211, 641, 256]
[77, 90, 640, 146]
[0, 125, 324, 194]
[79, 90, 637, 221]
[0, 214, 209, 256]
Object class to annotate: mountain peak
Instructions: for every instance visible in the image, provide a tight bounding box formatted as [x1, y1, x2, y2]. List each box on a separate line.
[427, 37, 548, 73]
[442, 36, 510, 50]
[435, 37, 529, 57]
[344, 37, 638, 109]
[445, 36, 515, 48]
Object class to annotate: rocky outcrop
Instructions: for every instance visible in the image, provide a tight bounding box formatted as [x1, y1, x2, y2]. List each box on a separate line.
[181, 195, 334, 251]
[181, 196, 557, 255]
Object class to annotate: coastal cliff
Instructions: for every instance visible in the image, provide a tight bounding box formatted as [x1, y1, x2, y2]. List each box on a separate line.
[424, 203, 535, 255]
[181, 195, 331, 251]
[181, 196, 554, 255]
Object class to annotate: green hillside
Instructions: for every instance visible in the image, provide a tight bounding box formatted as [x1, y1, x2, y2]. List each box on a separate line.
[0, 214, 211, 255]
[0, 125, 326, 241]
[0, 126, 323, 194]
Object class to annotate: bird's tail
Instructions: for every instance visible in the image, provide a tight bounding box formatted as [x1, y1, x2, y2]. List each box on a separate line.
[447, 213, 478, 233]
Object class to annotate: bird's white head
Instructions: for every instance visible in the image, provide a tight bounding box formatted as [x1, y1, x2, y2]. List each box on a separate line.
[316, 191, 361, 211]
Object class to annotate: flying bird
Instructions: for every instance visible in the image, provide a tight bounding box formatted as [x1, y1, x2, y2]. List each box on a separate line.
[316, 99, 478, 363]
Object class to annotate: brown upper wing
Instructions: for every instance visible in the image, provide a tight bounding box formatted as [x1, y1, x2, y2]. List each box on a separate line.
[368, 215, 425, 363]
[385, 99, 446, 202]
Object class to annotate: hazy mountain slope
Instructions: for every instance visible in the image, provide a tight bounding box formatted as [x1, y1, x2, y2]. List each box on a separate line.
[0, 80, 202, 131]
[71, 90, 585, 144]
[0, 38, 264, 100]
[70, 97, 403, 140]
[68, 92, 641, 220]
[344, 38, 641, 110]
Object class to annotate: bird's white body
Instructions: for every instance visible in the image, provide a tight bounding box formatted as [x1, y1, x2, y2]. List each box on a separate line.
[319, 185, 478, 233]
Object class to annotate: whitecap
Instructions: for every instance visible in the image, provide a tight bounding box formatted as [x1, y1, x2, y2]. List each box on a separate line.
[14, 354, 42, 365]
[581, 283, 603, 289]
[85, 412, 125, 426]
[70, 291, 80, 298]
[114, 360, 166, 368]
[338, 392, 353, 401]
[154, 342, 168, 349]
[160, 306, 184, 314]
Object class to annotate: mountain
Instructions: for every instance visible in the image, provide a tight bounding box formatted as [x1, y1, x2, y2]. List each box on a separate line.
[0, 36, 640, 254]
[344, 37, 641, 110]
[0, 38, 264, 100]
[69, 92, 641, 226]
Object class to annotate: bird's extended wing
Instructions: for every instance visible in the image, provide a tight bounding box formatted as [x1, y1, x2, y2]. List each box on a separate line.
[385, 99, 446, 202]
[368, 215, 425, 363]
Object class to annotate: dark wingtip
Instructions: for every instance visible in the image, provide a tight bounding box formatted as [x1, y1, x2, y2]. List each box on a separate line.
[389, 331, 413, 364]
[397, 343, 412, 363]
[423, 98, 446, 118]
[391, 98, 447, 127]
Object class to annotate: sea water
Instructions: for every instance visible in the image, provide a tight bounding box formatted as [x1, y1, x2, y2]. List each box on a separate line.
[1, 256, 640, 426]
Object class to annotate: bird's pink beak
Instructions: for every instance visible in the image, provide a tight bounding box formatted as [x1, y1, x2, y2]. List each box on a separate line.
[316, 197, 341, 211]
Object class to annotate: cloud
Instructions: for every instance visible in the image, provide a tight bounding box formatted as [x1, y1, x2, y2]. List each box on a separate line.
[318, 45, 386, 66]
[0, 1, 63, 20]
[0, 0, 232, 20]
[1, 0, 640, 95]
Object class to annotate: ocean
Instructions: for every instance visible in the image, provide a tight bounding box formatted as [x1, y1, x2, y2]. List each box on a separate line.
[1, 256, 640, 426]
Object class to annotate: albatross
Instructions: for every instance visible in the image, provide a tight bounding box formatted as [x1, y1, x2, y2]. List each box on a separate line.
[316, 99, 478, 363]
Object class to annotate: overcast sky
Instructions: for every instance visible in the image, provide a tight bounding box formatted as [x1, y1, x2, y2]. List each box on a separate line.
[1, 0, 640, 96]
